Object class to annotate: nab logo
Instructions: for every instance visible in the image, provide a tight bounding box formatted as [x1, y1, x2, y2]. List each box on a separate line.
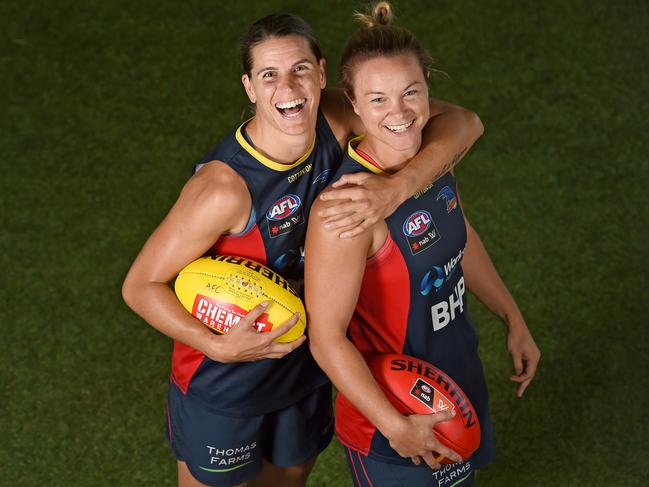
[403, 210, 432, 237]
[267, 195, 301, 221]
[437, 186, 458, 213]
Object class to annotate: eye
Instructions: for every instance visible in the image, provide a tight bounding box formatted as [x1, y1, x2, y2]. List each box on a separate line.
[404, 89, 419, 97]
[371, 97, 385, 103]
[294, 64, 309, 72]
[261, 71, 276, 80]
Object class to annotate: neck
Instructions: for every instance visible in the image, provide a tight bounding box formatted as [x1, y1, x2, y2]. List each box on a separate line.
[246, 117, 315, 165]
[357, 135, 421, 173]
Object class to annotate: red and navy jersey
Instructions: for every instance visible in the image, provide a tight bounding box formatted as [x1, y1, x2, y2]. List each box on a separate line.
[170, 111, 340, 417]
[334, 140, 495, 469]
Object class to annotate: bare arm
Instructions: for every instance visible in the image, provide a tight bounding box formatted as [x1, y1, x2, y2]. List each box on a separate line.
[320, 89, 483, 237]
[305, 196, 462, 468]
[122, 162, 305, 362]
[461, 208, 541, 397]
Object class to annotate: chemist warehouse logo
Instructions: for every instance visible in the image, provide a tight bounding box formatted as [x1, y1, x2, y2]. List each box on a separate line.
[266, 194, 304, 238]
[402, 210, 440, 255]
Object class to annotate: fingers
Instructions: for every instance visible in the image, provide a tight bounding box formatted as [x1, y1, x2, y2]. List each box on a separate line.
[339, 220, 373, 239]
[330, 173, 371, 188]
[419, 451, 441, 470]
[516, 378, 532, 398]
[411, 456, 422, 466]
[267, 312, 301, 338]
[320, 186, 368, 202]
[233, 301, 270, 331]
[511, 349, 524, 376]
[430, 409, 455, 425]
[510, 350, 540, 397]
[319, 200, 370, 219]
[324, 214, 366, 231]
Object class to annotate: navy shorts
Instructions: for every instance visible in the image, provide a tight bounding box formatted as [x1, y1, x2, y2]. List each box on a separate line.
[166, 381, 333, 487]
[344, 447, 475, 487]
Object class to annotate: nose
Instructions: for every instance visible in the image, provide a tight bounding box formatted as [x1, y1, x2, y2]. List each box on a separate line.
[391, 97, 412, 119]
[278, 73, 298, 92]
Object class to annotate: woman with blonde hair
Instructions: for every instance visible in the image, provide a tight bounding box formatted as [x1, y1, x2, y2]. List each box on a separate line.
[306, 3, 540, 485]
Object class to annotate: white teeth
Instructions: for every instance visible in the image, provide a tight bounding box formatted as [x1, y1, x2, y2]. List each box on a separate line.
[385, 120, 415, 133]
[275, 98, 306, 109]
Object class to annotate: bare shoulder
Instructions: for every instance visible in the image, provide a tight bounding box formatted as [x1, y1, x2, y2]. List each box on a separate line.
[177, 161, 251, 233]
[320, 88, 363, 144]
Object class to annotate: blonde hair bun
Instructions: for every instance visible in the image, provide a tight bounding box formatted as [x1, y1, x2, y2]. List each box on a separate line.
[354, 1, 394, 28]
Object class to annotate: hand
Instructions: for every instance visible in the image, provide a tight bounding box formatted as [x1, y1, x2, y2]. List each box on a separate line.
[318, 173, 406, 238]
[507, 320, 541, 397]
[385, 411, 463, 470]
[207, 302, 306, 363]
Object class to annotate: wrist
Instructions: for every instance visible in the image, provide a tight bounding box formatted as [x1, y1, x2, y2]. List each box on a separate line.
[377, 410, 408, 440]
[503, 309, 526, 330]
[388, 171, 413, 204]
[204, 331, 228, 362]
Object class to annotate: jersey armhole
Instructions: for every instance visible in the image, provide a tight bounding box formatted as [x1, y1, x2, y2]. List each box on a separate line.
[366, 234, 396, 266]
[227, 206, 256, 237]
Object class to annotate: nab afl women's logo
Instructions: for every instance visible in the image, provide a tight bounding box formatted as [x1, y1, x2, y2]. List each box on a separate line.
[403, 210, 432, 237]
[402, 210, 440, 255]
[267, 194, 301, 220]
[266, 194, 304, 238]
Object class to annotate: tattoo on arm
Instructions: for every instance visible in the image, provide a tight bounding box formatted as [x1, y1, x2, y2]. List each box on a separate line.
[431, 146, 468, 182]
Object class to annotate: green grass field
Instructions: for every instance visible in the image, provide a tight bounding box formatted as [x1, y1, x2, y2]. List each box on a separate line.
[1, 0, 647, 485]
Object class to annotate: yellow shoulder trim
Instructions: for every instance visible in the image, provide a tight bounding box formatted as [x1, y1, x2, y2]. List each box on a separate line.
[235, 119, 316, 172]
[346, 135, 385, 175]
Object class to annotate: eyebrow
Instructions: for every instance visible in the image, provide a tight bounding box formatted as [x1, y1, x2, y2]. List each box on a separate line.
[364, 81, 423, 96]
[255, 58, 314, 76]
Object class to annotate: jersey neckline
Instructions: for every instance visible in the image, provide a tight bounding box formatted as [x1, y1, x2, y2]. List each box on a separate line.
[235, 117, 316, 172]
[346, 135, 386, 175]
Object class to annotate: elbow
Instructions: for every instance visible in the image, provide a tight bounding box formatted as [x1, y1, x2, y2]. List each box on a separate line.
[465, 109, 484, 142]
[308, 335, 324, 364]
[308, 332, 332, 368]
[121, 271, 138, 311]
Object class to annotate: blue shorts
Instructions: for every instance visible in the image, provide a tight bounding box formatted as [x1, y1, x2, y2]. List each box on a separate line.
[166, 381, 333, 487]
[344, 446, 475, 487]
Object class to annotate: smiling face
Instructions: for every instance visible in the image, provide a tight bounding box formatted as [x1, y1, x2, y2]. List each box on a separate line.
[242, 35, 326, 139]
[349, 53, 430, 166]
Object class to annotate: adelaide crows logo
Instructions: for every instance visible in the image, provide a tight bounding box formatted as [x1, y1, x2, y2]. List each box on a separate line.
[437, 186, 458, 213]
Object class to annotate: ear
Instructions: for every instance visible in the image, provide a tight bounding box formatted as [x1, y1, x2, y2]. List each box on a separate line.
[318, 58, 327, 89]
[241, 74, 256, 104]
[345, 90, 360, 117]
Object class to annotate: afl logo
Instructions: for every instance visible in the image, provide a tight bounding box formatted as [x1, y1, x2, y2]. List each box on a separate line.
[421, 384, 432, 394]
[403, 210, 432, 237]
[267, 194, 301, 221]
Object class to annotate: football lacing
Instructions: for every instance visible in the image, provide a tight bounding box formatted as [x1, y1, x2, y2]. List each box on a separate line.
[225, 273, 263, 298]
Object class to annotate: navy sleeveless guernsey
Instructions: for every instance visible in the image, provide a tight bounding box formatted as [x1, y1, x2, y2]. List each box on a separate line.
[170, 111, 340, 417]
[334, 139, 496, 469]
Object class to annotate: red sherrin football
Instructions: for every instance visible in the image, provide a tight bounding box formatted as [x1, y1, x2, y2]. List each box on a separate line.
[367, 353, 481, 462]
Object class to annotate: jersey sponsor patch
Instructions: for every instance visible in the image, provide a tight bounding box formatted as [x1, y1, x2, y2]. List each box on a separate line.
[419, 248, 465, 295]
[409, 378, 455, 412]
[402, 210, 440, 255]
[266, 194, 304, 238]
[430, 276, 466, 331]
[312, 168, 334, 185]
[436, 186, 458, 213]
[192, 294, 272, 333]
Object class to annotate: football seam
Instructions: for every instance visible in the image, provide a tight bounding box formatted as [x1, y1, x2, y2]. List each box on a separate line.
[178, 271, 305, 325]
